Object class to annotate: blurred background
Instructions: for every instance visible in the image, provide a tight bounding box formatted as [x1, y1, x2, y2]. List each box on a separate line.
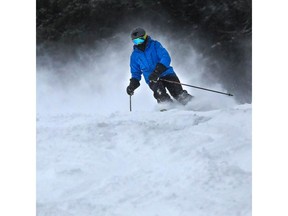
[36, 0, 252, 114]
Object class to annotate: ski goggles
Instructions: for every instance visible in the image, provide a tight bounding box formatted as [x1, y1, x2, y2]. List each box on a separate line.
[132, 34, 147, 45]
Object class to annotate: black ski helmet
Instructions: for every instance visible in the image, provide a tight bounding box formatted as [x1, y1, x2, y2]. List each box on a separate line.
[131, 27, 146, 39]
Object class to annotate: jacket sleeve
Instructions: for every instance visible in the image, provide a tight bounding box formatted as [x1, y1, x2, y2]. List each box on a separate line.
[130, 54, 142, 81]
[155, 41, 171, 67]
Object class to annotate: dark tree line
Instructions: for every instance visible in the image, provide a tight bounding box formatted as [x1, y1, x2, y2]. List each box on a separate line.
[37, 0, 251, 44]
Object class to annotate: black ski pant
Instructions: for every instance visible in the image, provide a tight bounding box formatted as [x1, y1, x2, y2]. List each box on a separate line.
[149, 74, 190, 104]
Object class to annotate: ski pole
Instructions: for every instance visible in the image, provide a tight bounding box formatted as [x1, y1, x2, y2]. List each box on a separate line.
[129, 95, 132, 112]
[160, 78, 233, 96]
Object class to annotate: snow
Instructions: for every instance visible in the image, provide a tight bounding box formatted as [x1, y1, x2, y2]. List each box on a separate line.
[36, 36, 251, 215]
[37, 103, 251, 216]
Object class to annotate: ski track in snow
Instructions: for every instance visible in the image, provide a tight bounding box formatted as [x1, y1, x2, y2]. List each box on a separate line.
[37, 104, 251, 216]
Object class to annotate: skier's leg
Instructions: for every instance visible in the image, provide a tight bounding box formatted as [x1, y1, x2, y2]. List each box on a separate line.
[149, 81, 173, 103]
[162, 74, 193, 105]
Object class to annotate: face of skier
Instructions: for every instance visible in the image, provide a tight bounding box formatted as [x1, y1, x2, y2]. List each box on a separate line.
[132, 34, 147, 45]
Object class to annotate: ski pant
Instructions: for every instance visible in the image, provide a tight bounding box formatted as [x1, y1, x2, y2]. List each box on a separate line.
[149, 74, 192, 105]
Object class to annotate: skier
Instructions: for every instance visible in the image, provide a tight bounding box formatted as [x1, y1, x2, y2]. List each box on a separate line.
[126, 27, 193, 105]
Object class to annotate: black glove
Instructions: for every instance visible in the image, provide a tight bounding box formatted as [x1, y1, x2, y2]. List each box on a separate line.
[126, 78, 140, 95]
[149, 63, 167, 83]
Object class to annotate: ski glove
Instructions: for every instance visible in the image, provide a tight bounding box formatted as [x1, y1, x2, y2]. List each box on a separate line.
[126, 78, 140, 95]
[149, 63, 167, 83]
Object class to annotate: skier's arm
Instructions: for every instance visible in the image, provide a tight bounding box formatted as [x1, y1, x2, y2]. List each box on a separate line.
[130, 54, 142, 81]
[127, 54, 141, 95]
[149, 41, 171, 82]
[155, 41, 171, 68]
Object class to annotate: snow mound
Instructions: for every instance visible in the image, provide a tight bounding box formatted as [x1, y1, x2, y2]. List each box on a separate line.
[37, 104, 251, 216]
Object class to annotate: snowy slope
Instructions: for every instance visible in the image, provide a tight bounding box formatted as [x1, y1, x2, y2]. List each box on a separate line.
[36, 104, 251, 216]
[36, 35, 251, 215]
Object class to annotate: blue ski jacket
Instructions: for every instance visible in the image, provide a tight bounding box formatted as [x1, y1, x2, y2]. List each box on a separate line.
[130, 36, 175, 84]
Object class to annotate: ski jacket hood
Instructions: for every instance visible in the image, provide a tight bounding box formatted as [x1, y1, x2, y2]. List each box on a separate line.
[130, 36, 175, 84]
